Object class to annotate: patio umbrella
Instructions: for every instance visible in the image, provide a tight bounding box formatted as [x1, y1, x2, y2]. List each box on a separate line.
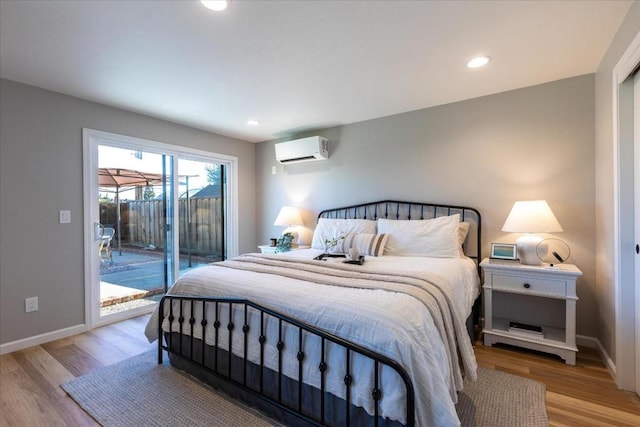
[98, 168, 165, 255]
[99, 167, 165, 189]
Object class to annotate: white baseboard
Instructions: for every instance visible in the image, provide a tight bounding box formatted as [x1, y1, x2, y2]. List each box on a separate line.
[576, 334, 616, 379]
[0, 324, 88, 355]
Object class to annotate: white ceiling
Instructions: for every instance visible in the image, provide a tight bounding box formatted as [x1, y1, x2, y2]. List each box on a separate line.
[0, 0, 633, 143]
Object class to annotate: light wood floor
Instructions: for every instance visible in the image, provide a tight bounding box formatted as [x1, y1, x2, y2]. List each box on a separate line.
[1, 314, 639, 426]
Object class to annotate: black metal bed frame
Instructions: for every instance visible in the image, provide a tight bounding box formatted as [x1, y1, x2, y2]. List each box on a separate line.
[157, 200, 481, 427]
[158, 296, 415, 426]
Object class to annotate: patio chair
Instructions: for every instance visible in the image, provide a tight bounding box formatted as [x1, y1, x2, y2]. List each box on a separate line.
[99, 227, 115, 263]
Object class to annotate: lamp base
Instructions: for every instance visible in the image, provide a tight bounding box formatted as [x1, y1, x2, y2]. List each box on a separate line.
[516, 235, 544, 265]
[283, 227, 299, 247]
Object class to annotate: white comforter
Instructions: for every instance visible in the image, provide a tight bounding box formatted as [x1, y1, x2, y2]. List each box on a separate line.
[145, 249, 479, 426]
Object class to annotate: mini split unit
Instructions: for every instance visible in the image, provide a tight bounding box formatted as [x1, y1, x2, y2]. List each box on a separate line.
[275, 136, 329, 164]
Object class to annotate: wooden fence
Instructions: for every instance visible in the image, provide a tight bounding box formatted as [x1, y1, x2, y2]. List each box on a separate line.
[99, 197, 224, 257]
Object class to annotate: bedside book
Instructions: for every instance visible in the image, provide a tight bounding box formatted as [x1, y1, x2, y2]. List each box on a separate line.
[508, 321, 544, 337]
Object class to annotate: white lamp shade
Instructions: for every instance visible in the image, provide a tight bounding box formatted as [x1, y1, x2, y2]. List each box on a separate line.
[502, 200, 562, 266]
[501, 200, 563, 233]
[273, 206, 304, 227]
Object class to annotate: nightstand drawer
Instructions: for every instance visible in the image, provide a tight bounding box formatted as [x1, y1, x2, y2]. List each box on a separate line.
[492, 274, 566, 297]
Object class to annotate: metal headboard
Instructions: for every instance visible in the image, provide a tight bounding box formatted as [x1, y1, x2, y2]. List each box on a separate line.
[318, 200, 482, 273]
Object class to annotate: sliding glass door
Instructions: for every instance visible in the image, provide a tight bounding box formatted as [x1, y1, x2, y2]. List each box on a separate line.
[96, 146, 175, 319]
[83, 129, 237, 327]
[177, 159, 226, 277]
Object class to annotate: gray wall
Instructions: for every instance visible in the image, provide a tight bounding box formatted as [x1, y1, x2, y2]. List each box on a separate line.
[594, 1, 640, 361]
[0, 79, 256, 345]
[256, 75, 598, 337]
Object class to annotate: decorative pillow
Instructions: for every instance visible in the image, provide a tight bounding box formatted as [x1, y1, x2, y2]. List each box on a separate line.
[311, 218, 377, 250]
[334, 233, 389, 256]
[377, 214, 461, 257]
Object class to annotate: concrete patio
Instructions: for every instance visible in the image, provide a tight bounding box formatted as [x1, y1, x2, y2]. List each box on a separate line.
[99, 246, 215, 308]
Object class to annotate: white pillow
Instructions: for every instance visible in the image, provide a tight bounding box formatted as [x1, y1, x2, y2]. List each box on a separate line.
[458, 222, 470, 256]
[311, 218, 376, 250]
[377, 214, 461, 257]
[335, 233, 389, 256]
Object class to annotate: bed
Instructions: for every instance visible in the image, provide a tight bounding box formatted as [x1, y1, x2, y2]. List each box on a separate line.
[145, 200, 482, 427]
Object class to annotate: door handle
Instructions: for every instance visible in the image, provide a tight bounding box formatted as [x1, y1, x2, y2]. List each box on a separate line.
[636, 244, 639, 254]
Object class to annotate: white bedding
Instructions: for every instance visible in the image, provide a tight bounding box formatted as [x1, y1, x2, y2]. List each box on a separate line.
[145, 249, 479, 426]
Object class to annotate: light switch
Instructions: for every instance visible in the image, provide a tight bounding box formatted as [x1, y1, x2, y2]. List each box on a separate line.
[59, 210, 71, 224]
[25, 296, 38, 312]
[272, 166, 277, 175]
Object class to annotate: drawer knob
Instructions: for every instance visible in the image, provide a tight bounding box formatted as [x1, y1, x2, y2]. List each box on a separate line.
[523, 283, 531, 289]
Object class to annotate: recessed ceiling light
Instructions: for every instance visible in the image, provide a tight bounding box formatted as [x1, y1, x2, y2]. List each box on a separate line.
[467, 56, 491, 69]
[201, 0, 229, 12]
[247, 120, 260, 126]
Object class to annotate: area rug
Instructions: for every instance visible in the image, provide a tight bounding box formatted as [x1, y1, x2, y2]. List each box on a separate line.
[62, 351, 548, 427]
[456, 367, 548, 427]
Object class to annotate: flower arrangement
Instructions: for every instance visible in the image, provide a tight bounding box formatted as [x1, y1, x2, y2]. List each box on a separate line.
[275, 232, 294, 253]
[323, 235, 345, 254]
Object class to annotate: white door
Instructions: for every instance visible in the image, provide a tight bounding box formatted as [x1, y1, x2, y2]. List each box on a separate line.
[634, 70, 640, 396]
[84, 132, 178, 326]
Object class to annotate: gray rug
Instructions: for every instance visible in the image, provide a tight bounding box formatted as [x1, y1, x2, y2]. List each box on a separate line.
[456, 368, 548, 427]
[62, 351, 548, 427]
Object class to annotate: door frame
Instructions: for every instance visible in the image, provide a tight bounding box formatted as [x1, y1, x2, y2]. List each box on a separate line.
[82, 128, 239, 328]
[612, 29, 640, 392]
[634, 70, 640, 396]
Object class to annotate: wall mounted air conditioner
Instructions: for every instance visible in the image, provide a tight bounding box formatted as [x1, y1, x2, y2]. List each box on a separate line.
[275, 136, 329, 164]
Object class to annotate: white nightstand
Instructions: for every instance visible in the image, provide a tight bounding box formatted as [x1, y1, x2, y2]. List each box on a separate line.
[258, 245, 310, 253]
[480, 258, 582, 365]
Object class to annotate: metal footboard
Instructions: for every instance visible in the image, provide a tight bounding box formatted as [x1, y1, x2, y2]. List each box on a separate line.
[158, 295, 415, 427]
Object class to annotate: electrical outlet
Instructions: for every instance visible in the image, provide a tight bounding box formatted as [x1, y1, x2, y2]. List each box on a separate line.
[59, 210, 71, 224]
[25, 296, 38, 313]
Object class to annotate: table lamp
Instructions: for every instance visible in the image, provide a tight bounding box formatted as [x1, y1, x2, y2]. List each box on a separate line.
[501, 200, 563, 265]
[274, 206, 304, 246]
